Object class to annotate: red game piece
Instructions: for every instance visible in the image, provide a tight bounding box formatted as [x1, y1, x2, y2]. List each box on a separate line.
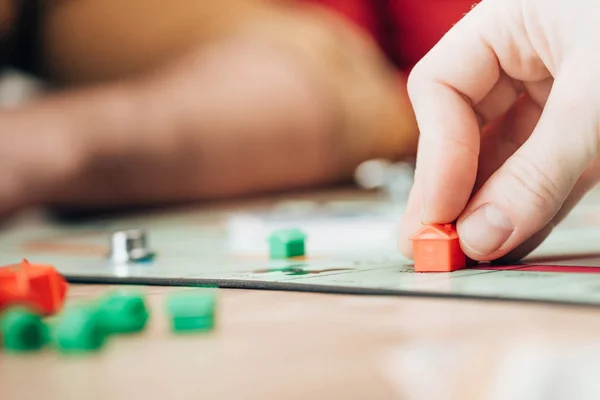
[21, 260, 68, 315]
[0, 265, 31, 311]
[0, 260, 68, 315]
[410, 224, 466, 272]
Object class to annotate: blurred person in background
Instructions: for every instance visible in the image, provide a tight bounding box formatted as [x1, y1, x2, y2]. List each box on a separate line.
[0, 0, 474, 218]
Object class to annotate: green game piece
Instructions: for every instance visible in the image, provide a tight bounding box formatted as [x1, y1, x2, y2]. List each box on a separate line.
[0, 307, 47, 352]
[267, 228, 306, 259]
[96, 290, 150, 334]
[53, 305, 106, 353]
[165, 290, 216, 333]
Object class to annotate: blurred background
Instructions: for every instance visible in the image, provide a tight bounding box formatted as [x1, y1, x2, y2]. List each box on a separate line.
[0, 68, 43, 107]
[2, 1, 600, 399]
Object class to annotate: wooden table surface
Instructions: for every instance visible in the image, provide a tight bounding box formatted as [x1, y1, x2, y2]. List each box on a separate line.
[3, 285, 600, 400]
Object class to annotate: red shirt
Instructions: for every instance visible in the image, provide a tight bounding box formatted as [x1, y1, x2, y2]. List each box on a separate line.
[300, 0, 478, 71]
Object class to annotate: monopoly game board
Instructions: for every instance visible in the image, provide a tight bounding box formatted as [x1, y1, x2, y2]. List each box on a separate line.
[1, 189, 600, 306]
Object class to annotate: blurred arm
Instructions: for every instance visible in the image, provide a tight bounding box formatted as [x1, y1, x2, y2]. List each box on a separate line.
[0, 1, 418, 213]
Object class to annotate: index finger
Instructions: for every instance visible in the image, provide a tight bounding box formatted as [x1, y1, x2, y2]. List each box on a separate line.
[407, 2, 500, 224]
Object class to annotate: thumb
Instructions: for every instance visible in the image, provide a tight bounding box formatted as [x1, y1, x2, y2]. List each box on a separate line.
[457, 66, 599, 261]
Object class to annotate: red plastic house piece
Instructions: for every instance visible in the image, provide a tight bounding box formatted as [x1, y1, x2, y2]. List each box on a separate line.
[20, 260, 68, 315]
[410, 224, 466, 272]
[0, 260, 68, 315]
[0, 264, 31, 311]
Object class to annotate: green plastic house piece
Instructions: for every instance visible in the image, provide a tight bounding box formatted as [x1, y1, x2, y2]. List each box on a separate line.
[96, 290, 150, 334]
[165, 290, 216, 333]
[1, 307, 48, 352]
[267, 228, 307, 259]
[54, 305, 106, 353]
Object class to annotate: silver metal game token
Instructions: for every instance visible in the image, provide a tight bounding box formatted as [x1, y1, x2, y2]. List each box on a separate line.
[110, 229, 153, 263]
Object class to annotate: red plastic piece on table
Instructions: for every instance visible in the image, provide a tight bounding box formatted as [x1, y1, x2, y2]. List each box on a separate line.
[21, 260, 68, 315]
[0, 265, 30, 311]
[0, 260, 68, 315]
[410, 223, 467, 272]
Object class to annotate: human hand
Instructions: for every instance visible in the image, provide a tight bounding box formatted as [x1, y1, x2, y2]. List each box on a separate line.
[398, 0, 600, 262]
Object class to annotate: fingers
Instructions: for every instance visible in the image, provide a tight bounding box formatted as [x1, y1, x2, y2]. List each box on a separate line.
[398, 177, 424, 258]
[407, 2, 502, 225]
[473, 71, 524, 126]
[498, 155, 600, 262]
[474, 93, 543, 191]
[457, 65, 600, 261]
[398, 90, 543, 259]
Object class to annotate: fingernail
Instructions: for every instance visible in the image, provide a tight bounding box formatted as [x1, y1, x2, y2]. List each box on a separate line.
[459, 204, 513, 256]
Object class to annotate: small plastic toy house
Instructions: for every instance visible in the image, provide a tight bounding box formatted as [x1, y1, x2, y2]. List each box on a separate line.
[410, 224, 466, 272]
[268, 229, 306, 259]
[0, 260, 68, 315]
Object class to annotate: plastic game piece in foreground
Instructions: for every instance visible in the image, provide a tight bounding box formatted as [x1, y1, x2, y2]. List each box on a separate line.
[21, 260, 69, 315]
[165, 290, 216, 333]
[53, 305, 107, 353]
[410, 223, 466, 272]
[96, 290, 150, 334]
[0, 260, 68, 316]
[0, 265, 30, 313]
[1, 307, 48, 352]
[267, 228, 306, 259]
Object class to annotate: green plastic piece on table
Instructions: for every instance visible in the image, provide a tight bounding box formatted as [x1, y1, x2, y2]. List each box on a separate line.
[54, 305, 106, 353]
[166, 290, 217, 333]
[0, 307, 47, 352]
[96, 290, 149, 334]
[267, 228, 306, 259]
[172, 315, 214, 332]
